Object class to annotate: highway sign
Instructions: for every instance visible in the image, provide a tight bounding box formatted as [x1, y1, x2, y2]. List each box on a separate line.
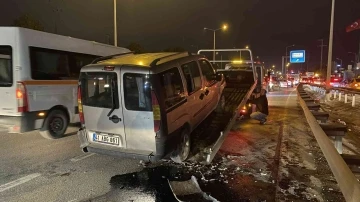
[290, 50, 305, 63]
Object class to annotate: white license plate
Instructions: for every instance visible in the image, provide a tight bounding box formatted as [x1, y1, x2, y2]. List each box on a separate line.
[92, 133, 120, 146]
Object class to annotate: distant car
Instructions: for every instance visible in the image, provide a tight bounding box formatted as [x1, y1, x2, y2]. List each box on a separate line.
[313, 78, 325, 85]
[330, 77, 342, 87]
[288, 77, 295, 87]
[279, 80, 288, 87]
[346, 78, 360, 90]
[300, 78, 308, 83]
[268, 75, 280, 91]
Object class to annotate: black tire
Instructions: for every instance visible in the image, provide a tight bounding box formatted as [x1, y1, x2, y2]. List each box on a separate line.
[215, 95, 226, 113]
[39, 109, 69, 139]
[170, 128, 191, 163]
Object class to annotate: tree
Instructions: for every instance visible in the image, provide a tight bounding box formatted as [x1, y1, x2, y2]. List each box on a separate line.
[126, 42, 144, 54]
[163, 47, 186, 52]
[13, 14, 44, 31]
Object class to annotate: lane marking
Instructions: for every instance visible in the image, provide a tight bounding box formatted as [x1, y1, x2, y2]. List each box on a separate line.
[70, 153, 95, 162]
[0, 173, 41, 193]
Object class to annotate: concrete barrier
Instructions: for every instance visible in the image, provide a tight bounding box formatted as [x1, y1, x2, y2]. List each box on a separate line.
[352, 95, 356, 107]
[345, 94, 348, 103]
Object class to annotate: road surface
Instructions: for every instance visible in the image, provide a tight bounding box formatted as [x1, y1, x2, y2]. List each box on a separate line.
[0, 87, 345, 202]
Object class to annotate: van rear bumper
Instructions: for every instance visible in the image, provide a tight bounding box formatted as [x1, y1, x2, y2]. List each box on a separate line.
[86, 147, 164, 161]
[0, 112, 45, 133]
[77, 128, 167, 162]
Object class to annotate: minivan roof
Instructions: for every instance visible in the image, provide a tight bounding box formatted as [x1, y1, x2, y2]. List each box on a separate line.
[96, 52, 200, 68]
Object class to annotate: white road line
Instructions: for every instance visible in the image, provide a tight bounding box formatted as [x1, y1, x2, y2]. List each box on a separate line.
[70, 153, 95, 162]
[0, 173, 41, 193]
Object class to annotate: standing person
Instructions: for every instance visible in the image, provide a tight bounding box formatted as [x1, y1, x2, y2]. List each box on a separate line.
[249, 87, 269, 124]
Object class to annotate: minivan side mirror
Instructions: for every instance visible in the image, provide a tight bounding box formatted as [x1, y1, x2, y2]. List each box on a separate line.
[215, 73, 223, 81]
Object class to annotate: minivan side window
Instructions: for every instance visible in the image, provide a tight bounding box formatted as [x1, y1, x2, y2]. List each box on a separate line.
[159, 67, 185, 109]
[181, 61, 202, 94]
[198, 60, 216, 86]
[123, 73, 152, 111]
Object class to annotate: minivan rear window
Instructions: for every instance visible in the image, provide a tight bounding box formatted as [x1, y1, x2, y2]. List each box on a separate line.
[0, 46, 12, 87]
[80, 72, 119, 109]
[123, 73, 152, 111]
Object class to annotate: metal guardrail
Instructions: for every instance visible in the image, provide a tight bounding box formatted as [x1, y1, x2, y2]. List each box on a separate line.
[297, 84, 360, 202]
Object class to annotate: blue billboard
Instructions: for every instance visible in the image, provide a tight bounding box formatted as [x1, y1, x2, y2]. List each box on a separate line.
[290, 50, 305, 63]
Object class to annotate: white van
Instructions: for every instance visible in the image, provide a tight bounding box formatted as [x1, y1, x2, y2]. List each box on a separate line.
[77, 52, 226, 162]
[0, 27, 129, 139]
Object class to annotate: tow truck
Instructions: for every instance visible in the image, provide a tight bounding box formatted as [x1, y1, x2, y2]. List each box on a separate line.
[189, 49, 266, 163]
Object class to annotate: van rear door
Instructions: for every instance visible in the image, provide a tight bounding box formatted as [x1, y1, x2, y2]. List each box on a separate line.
[121, 71, 156, 153]
[0, 46, 17, 116]
[79, 69, 126, 148]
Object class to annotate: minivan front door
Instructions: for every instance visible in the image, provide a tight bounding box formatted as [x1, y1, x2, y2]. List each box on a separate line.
[198, 60, 219, 115]
[180, 61, 204, 127]
[80, 70, 126, 148]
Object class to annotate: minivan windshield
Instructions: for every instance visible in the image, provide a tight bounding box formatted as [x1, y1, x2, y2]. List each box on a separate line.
[0, 46, 12, 87]
[80, 72, 119, 109]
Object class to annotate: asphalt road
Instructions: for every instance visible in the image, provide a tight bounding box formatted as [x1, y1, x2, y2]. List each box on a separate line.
[0, 87, 345, 202]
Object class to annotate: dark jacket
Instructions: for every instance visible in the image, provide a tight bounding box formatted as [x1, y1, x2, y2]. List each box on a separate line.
[250, 91, 269, 115]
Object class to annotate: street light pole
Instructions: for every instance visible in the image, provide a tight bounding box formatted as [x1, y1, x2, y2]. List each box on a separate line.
[336, 58, 342, 67]
[285, 45, 295, 64]
[213, 31, 216, 62]
[204, 25, 228, 62]
[326, 0, 335, 97]
[114, 0, 117, 46]
[348, 52, 358, 68]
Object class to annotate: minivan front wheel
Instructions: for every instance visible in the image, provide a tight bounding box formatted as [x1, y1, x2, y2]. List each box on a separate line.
[171, 129, 191, 163]
[39, 110, 69, 139]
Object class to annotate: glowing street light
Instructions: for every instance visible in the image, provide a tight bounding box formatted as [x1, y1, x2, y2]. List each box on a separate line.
[204, 24, 228, 61]
[245, 45, 249, 49]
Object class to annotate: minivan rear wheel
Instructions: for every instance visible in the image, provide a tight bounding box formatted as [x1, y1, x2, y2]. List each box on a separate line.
[171, 129, 191, 163]
[39, 110, 69, 139]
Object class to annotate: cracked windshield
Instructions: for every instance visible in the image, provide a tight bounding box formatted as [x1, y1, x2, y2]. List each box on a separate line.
[1, 0, 360, 201]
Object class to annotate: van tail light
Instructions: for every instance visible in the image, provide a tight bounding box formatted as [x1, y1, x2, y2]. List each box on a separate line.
[77, 85, 85, 124]
[151, 91, 161, 133]
[16, 82, 28, 113]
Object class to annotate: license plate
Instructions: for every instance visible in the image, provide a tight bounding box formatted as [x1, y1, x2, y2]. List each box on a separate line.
[92, 133, 120, 146]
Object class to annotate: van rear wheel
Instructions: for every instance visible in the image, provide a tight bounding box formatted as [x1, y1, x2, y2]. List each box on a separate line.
[171, 129, 191, 163]
[39, 110, 69, 139]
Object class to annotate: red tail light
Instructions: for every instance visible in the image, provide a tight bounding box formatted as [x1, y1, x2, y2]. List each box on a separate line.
[16, 82, 28, 113]
[77, 86, 85, 124]
[151, 91, 161, 133]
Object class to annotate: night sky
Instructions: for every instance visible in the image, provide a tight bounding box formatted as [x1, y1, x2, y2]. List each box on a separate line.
[1, 0, 360, 72]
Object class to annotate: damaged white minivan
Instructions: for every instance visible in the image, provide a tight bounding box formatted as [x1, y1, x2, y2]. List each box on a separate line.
[77, 52, 225, 163]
